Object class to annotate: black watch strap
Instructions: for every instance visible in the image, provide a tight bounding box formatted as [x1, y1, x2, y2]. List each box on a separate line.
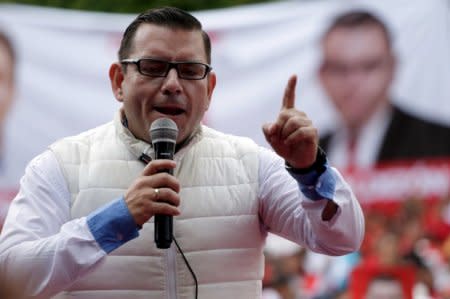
[285, 147, 327, 175]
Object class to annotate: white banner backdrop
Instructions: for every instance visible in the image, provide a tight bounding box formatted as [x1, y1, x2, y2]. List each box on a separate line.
[0, 0, 449, 187]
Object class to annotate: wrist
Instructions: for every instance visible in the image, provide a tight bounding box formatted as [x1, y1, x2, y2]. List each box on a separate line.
[285, 147, 327, 175]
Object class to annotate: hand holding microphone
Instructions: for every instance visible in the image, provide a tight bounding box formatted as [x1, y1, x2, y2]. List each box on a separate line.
[123, 118, 180, 249]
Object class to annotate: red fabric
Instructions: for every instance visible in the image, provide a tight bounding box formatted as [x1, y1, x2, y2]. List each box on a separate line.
[349, 263, 416, 299]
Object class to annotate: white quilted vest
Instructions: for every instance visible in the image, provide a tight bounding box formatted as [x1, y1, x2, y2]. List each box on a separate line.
[49, 112, 265, 299]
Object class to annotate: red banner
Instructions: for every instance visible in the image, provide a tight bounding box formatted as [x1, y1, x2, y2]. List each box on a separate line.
[341, 159, 450, 204]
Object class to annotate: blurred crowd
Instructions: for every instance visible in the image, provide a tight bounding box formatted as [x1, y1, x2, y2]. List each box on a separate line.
[263, 195, 450, 299]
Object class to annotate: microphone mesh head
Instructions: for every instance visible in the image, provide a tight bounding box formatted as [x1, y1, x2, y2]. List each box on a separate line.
[150, 118, 179, 144]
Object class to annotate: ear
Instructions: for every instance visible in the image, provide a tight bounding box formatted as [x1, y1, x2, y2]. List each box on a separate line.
[109, 62, 125, 102]
[204, 71, 216, 110]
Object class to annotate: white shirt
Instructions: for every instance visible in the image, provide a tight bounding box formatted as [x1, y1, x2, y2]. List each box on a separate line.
[327, 106, 392, 169]
[0, 147, 364, 298]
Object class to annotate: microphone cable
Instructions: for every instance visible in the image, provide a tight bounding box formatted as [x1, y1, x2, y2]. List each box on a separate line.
[173, 236, 198, 299]
[139, 153, 198, 298]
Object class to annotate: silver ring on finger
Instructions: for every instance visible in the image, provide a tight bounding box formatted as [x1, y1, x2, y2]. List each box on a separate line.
[154, 188, 160, 200]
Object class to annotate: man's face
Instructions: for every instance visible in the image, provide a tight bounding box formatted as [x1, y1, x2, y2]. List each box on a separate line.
[319, 24, 395, 130]
[110, 24, 216, 144]
[0, 42, 14, 119]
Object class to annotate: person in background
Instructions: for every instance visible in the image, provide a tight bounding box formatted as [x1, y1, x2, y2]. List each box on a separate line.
[263, 233, 306, 299]
[318, 10, 450, 170]
[0, 7, 364, 299]
[0, 30, 15, 169]
[0, 30, 17, 229]
[364, 274, 406, 299]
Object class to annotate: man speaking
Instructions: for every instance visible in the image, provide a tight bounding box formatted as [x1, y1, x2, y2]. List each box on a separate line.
[0, 7, 364, 299]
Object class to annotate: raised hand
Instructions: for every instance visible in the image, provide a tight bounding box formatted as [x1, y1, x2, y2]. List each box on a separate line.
[262, 75, 318, 169]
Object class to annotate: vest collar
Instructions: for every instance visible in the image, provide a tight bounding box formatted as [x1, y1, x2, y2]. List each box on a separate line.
[114, 109, 204, 162]
[115, 110, 153, 160]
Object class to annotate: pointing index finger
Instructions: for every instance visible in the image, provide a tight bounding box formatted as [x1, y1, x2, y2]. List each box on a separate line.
[282, 75, 297, 110]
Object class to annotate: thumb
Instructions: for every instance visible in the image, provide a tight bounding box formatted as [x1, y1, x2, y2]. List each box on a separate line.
[262, 123, 274, 142]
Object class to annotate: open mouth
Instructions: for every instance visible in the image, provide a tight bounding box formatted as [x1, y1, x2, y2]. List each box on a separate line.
[154, 107, 185, 116]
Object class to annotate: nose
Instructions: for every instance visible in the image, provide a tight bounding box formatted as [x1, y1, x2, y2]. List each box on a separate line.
[343, 67, 366, 89]
[161, 68, 182, 95]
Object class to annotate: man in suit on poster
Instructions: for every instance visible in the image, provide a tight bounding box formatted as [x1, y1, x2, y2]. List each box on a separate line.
[0, 30, 17, 229]
[0, 30, 15, 171]
[318, 10, 450, 170]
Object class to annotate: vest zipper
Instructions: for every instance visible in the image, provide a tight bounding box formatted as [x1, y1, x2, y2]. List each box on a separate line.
[166, 245, 178, 299]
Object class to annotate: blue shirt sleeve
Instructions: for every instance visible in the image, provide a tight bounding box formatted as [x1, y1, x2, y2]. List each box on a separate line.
[87, 197, 140, 253]
[286, 164, 337, 201]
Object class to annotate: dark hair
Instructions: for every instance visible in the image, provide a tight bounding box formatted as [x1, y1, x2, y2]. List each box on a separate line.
[118, 7, 211, 64]
[0, 30, 15, 65]
[324, 10, 392, 47]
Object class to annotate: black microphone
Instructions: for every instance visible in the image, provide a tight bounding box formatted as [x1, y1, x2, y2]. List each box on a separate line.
[150, 118, 179, 249]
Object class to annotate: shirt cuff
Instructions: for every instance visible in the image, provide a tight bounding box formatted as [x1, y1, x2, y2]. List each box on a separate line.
[287, 164, 337, 201]
[87, 197, 139, 253]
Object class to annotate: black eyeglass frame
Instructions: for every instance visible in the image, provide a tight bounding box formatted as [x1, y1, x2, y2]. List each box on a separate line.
[120, 58, 212, 80]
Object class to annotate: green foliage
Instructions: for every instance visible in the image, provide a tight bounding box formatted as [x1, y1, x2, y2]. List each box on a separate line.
[0, 0, 278, 13]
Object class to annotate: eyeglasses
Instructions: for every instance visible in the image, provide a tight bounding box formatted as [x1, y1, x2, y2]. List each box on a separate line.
[121, 58, 212, 80]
